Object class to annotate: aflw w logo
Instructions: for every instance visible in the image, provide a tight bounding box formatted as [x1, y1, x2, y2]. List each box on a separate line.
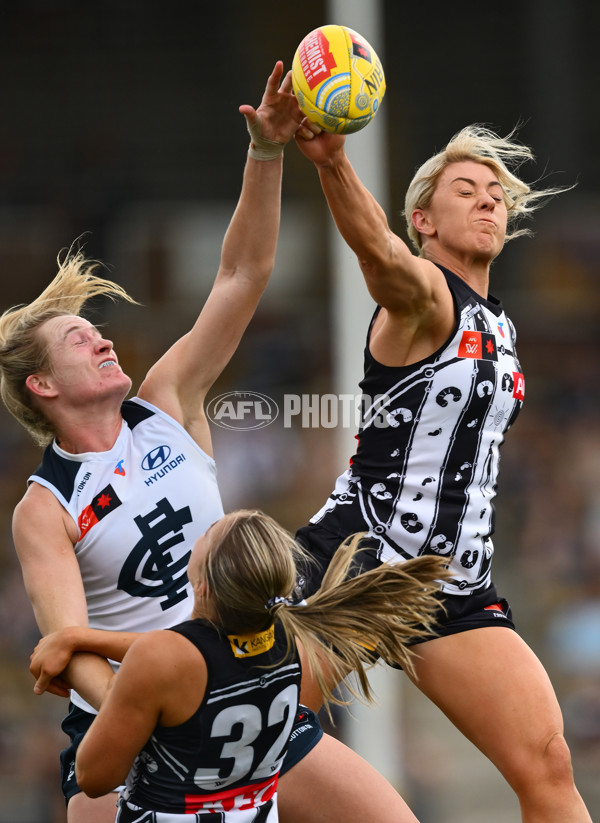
[458, 331, 497, 361]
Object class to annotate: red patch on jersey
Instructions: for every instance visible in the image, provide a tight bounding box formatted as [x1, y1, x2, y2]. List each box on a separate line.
[78, 484, 122, 540]
[458, 331, 497, 361]
[185, 775, 278, 813]
[484, 602, 504, 612]
[513, 371, 525, 401]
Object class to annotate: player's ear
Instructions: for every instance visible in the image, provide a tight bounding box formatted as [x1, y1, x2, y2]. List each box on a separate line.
[412, 208, 435, 238]
[25, 373, 58, 399]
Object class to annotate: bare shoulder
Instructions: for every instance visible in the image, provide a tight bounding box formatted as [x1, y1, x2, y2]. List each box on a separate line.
[125, 629, 204, 672]
[122, 629, 208, 726]
[13, 482, 78, 548]
[370, 258, 455, 367]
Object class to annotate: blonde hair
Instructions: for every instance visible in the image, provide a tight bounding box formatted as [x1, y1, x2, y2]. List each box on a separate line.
[195, 509, 448, 716]
[0, 246, 137, 445]
[404, 124, 567, 254]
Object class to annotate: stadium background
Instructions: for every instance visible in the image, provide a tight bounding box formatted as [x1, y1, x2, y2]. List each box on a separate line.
[0, 1, 599, 820]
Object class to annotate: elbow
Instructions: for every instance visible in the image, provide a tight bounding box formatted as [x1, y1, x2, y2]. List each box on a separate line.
[75, 761, 117, 799]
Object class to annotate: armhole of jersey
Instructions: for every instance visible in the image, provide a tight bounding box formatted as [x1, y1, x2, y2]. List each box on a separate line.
[364, 277, 461, 372]
[27, 476, 80, 540]
[129, 397, 217, 468]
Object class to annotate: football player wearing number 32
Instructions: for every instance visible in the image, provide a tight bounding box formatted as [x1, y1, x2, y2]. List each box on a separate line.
[30, 508, 446, 822]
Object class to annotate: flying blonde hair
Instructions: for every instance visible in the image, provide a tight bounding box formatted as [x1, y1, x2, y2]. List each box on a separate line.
[404, 124, 568, 254]
[0, 247, 137, 445]
[192, 509, 449, 716]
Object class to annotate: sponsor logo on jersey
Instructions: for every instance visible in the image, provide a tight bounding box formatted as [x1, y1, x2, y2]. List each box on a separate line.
[484, 602, 507, 619]
[143, 453, 187, 486]
[458, 330, 498, 361]
[228, 624, 276, 658]
[512, 371, 525, 401]
[142, 445, 172, 471]
[78, 484, 123, 539]
[114, 459, 126, 476]
[76, 471, 92, 493]
[186, 774, 278, 813]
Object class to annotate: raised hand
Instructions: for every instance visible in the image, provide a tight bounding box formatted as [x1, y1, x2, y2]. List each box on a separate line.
[240, 61, 317, 152]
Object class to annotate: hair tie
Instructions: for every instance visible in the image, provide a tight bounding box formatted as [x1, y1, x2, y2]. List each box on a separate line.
[265, 595, 293, 611]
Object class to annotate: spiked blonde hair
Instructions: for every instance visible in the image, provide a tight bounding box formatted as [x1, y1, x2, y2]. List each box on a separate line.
[404, 124, 567, 254]
[0, 247, 137, 445]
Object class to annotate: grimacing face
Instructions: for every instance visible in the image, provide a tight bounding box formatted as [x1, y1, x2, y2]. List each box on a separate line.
[416, 160, 508, 263]
[30, 315, 132, 404]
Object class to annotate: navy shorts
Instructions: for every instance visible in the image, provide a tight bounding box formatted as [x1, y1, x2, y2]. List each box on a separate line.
[60, 703, 98, 802]
[280, 706, 323, 776]
[59, 702, 322, 800]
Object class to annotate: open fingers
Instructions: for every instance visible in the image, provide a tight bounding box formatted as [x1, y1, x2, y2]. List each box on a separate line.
[264, 60, 284, 96]
[280, 69, 293, 95]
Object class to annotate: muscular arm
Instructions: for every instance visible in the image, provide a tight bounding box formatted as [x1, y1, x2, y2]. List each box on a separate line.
[137, 62, 306, 449]
[13, 484, 114, 709]
[294, 132, 455, 366]
[76, 630, 207, 797]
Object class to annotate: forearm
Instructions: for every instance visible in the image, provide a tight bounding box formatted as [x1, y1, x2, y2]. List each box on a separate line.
[317, 150, 393, 266]
[64, 653, 116, 711]
[64, 626, 142, 663]
[64, 626, 143, 709]
[219, 153, 283, 280]
[31, 626, 142, 708]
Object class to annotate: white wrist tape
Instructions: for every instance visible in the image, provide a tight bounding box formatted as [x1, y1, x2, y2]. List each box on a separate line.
[246, 115, 284, 161]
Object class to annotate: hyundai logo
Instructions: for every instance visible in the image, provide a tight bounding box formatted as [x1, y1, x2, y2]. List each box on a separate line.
[142, 445, 172, 470]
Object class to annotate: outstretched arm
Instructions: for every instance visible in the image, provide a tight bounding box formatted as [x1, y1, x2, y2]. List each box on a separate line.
[293, 130, 454, 366]
[138, 61, 311, 449]
[293, 130, 444, 310]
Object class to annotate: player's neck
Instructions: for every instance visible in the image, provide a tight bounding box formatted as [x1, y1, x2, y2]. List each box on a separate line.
[54, 404, 124, 455]
[426, 247, 491, 299]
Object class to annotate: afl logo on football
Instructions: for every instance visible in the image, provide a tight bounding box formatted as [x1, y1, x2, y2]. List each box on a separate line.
[142, 445, 172, 471]
[207, 391, 279, 430]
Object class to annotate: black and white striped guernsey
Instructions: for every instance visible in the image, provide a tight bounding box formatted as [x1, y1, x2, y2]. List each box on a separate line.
[307, 265, 524, 595]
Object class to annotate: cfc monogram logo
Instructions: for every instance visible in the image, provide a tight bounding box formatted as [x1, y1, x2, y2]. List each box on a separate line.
[118, 498, 193, 610]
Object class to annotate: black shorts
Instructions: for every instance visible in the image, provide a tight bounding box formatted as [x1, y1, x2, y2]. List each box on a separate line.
[418, 581, 515, 641]
[295, 523, 517, 645]
[59, 702, 322, 799]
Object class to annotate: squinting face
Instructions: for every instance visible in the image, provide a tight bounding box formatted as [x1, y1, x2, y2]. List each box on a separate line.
[419, 160, 508, 262]
[35, 315, 132, 405]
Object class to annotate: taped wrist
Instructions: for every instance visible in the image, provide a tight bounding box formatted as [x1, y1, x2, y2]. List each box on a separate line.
[246, 115, 284, 161]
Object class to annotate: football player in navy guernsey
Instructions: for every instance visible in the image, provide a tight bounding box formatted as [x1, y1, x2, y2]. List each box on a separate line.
[29, 508, 447, 823]
[290, 123, 591, 823]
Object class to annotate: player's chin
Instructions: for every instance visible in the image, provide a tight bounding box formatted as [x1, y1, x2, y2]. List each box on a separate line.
[474, 231, 504, 258]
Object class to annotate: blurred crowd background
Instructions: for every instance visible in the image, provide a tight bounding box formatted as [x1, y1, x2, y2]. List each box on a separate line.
[1, 1, 599, 821]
